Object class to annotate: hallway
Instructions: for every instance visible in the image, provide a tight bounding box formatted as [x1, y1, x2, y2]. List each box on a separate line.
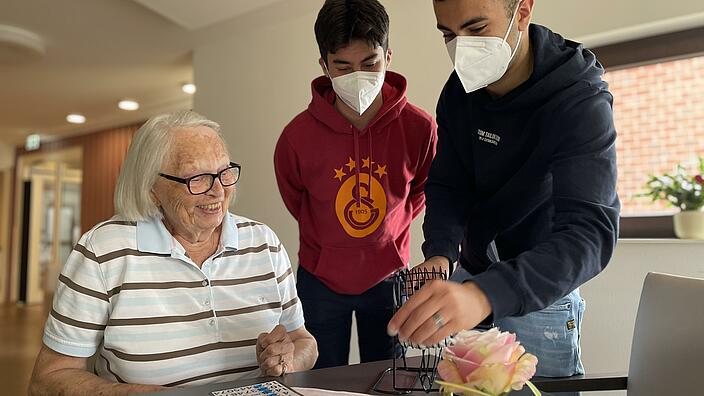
[0, 301, 50, 395]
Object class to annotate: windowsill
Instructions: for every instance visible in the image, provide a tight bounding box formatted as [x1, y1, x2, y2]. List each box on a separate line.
[618, 238, 704, 244]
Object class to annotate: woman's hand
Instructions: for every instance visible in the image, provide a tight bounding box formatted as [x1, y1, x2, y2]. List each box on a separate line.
[256, 325, 295, 376]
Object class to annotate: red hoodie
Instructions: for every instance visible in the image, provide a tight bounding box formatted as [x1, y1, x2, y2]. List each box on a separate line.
[274, 71, 437, 295]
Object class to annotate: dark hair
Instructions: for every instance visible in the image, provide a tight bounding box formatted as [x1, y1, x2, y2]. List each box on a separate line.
[314, 0, 390, 63]
[434, 0, 519, 18]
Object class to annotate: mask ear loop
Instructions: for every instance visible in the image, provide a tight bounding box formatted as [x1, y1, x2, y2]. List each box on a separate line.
[322, 59, 331, 79]
[503, 1, 523, 63]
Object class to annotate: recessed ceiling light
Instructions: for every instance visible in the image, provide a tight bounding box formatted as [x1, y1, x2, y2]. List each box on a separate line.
[182, 83, 196, 94]
[66, 113, 86, 124]
[118, 99, 139, 111]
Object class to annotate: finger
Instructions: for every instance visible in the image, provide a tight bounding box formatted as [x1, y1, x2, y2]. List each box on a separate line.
[407, 309, 452, 346]
[261, 355, 284, 376]
[259, 341, 295, 362]
[397, 293, 445, 342]
[259, 325, 287, 349]
[256, 332, 268, 357]
[391, 281, 445, 338]
[270, 324, 287, 339]
[387, 281, 440, 335]
[421, 318, 460, 347]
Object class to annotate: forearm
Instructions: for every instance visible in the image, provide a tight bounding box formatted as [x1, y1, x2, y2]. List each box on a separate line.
[29, 369, 166, 396]
[292, 337, 318, 372]
[475, 208, 618, 319]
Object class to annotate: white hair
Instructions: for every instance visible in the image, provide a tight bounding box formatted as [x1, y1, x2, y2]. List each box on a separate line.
[114, 110, 225, 221]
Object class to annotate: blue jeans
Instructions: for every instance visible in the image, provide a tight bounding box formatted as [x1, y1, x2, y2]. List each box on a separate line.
[451, 266, 585, 377]
[495, 289, 585, 377]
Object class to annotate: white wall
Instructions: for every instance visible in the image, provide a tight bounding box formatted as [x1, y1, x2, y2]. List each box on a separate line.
[580, 240, 704, 374]
[193, 0, 704, 366]
[0, 142, 15, 170]
[533, 0, 704, 46]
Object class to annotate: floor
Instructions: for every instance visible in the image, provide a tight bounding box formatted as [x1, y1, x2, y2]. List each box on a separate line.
[0, 300, 50, 396]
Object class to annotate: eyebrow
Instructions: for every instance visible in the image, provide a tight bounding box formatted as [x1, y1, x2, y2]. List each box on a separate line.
[331, 54, 380, 65]
[437, 16, 489, 31]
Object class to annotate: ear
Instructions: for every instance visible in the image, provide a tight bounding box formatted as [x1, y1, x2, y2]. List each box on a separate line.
[318, 57, 329, 77]
[517, 0, 534, 32]
[385, 48, 393, 69]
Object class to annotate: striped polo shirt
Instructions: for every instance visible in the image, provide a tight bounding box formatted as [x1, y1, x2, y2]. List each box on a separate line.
[43, 212, 305, 387]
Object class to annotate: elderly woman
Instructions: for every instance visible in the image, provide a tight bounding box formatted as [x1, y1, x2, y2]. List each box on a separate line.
[29, 111, 317, 395]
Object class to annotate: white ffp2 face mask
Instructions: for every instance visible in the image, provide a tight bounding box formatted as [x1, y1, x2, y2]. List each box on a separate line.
[446, 3, 523, 93]
[324, 62, 386, 115]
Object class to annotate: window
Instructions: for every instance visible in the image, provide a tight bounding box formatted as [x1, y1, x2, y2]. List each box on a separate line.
[590, 27, 704, 237]
[603, 55, 704, 216]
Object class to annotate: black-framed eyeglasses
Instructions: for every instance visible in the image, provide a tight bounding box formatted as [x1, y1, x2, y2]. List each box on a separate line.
[158, 162, 241, 195]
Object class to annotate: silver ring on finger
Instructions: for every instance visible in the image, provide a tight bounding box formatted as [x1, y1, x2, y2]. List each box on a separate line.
[279, 356, 288, 376]
[431, 312, 445, 329]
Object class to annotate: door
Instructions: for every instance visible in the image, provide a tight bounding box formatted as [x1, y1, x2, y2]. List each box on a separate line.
[13, 149, 82, 305]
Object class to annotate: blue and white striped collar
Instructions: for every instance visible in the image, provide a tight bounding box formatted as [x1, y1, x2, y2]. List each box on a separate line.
[136, 212, 239, 254]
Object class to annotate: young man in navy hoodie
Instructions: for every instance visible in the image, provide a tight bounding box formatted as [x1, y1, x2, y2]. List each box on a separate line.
[274, 0, 437, 368]
[388, 0, 620, 377]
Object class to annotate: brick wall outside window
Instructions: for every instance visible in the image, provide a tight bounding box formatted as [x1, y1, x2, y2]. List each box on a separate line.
[603, 55, 704, 215]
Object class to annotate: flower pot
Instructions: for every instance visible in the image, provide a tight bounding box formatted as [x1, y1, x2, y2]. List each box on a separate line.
[673, 210, 704, 239]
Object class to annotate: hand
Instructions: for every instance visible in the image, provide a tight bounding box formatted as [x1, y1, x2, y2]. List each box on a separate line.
[256, 325, 295, 377]
[407, 256, 451, 295]
[412, 256, 451, 277]
[387, 281, 492, 347]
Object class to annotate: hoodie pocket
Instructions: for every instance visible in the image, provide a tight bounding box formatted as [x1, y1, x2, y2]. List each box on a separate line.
[313, 241, 405, 295]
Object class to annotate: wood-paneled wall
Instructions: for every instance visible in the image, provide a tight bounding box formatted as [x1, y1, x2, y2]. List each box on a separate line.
[80, 126, 138, 231]
[15, 123, 141, 232]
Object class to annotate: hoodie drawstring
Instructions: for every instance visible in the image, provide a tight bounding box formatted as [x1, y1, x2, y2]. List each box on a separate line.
[353, 127, 361, 208]
[368, 131, 373, 201]
[352, 127, 374, 206]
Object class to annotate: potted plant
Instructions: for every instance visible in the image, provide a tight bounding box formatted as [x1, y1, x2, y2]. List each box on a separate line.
[641, 157, 704, 239]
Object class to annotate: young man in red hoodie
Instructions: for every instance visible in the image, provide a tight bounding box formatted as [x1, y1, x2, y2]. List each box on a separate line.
[274, 0, 437, 368]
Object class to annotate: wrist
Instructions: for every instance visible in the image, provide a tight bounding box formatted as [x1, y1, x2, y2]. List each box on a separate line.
[462, 281, 492, 320]
[427, 256, 451, 271]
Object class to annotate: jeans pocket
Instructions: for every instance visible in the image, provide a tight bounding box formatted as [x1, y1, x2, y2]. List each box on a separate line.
[495, 290, 583, 377]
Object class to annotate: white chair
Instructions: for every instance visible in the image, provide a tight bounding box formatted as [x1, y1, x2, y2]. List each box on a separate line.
[534, 272, 704, 395]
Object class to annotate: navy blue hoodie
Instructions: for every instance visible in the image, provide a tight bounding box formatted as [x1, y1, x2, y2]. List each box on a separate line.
[422, 24, 620, 320]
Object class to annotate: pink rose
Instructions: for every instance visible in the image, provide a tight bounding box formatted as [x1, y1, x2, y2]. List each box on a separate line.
[695, 175, 704, 184]
[438, 328, 538, 396]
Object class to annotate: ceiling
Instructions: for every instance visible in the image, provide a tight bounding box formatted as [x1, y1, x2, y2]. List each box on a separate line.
[132, 0, 289, 31]
[0, 0, 286, 147]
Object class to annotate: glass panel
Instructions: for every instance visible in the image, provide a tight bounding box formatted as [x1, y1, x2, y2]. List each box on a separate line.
[57, 181, 81, 273]
[39, 178, 55, 293]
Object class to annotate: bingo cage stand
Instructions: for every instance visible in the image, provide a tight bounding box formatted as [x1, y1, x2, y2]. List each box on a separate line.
[372, 267, 450, 394]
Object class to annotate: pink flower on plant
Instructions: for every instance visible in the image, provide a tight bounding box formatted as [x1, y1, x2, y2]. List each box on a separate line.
[437, 328, 539, 396]
[695, 175, 704, 185]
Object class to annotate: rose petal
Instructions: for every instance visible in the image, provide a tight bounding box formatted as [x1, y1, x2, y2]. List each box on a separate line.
[437, 359, 464, 384]
[509, 344, 526, 363]
[483, 342, 520, 365]
[510, 353, 539, 391]
[447, 355, 482, 378]
[467, 363, 516, 395]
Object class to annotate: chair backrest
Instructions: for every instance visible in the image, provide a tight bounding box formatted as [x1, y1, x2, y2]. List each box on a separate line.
[628, 272, 704, 396]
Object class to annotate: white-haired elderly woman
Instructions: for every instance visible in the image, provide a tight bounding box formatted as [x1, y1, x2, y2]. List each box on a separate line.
[29, 111, 317, 395]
